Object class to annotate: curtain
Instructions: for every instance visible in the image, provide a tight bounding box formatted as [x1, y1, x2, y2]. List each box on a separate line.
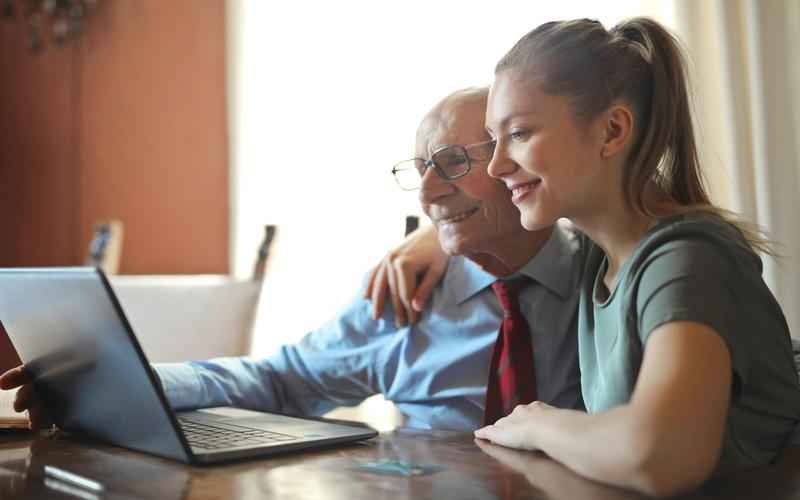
[674, 0, 800, 336]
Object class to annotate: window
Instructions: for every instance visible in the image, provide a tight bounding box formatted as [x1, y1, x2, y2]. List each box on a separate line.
[228, 1, 675, 354]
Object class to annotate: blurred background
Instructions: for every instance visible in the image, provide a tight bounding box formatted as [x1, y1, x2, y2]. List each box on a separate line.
[0, 0, 798, 365]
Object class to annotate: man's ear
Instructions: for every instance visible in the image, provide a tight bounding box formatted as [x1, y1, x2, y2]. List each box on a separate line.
[600, 104, 634, 159]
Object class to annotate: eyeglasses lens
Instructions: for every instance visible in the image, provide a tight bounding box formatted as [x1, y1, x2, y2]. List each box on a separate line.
[393, 159, 423, 190]
[432, 147, 469, 179]
[467, 141, 495, 162]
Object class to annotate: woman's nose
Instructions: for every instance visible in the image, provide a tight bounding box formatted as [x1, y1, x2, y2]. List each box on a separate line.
[487, 143, 515, 179]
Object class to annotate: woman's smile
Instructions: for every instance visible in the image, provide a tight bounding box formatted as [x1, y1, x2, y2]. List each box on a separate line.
[508, 178, 542, 204]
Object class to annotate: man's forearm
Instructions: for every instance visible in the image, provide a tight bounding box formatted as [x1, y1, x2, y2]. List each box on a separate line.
[153, 358, 289, 412]
[154, 348, 375, 416]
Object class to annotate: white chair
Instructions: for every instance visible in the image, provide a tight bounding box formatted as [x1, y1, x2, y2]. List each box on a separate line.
[111, 275, 261, 363]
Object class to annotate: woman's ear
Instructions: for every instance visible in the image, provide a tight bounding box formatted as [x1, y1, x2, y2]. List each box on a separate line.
[601, 104, 634, 159]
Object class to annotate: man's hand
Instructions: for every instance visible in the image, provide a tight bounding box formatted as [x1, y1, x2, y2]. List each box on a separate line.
[0, 365, 54, 430]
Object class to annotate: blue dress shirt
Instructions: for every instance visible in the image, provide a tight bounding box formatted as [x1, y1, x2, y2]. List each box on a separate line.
[155, 224, 584, 431]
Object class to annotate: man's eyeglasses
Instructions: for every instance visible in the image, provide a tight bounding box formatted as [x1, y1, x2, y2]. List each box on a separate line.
[391, 140, 496, 191]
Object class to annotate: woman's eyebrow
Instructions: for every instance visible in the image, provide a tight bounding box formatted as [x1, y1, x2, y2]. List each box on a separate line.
[487, 110, 540, 133]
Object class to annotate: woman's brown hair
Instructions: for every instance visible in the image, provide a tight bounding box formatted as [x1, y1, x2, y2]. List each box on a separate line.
[496, 17, 772, 254]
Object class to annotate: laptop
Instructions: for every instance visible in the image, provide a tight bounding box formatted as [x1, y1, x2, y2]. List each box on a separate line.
[0, 268, 377, 464]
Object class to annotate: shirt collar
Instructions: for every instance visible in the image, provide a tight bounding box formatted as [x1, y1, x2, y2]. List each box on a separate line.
[444, 222, 581, 306]
[442, 256, 497, 308]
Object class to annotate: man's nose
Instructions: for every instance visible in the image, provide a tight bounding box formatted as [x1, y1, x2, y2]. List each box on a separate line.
[418, 166, 454, 205]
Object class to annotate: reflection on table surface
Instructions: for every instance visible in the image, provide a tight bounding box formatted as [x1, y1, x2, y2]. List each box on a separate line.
[0, 431, 189, 499]
[1, 428, 800, 500]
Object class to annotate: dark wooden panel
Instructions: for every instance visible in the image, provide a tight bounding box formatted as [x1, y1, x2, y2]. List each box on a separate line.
[0, 11, 80, 267]
[77, 0, 229, 274]
[0, 0, 229, 274]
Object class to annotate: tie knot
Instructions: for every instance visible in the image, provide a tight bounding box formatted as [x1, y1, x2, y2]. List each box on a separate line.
[491, 278, 529, 315]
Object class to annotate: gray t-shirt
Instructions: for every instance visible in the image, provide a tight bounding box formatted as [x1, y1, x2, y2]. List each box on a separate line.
[578, 213, 800, 467]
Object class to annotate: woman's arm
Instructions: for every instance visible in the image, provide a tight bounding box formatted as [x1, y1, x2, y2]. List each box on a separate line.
[364, 224, 448, 326]
[476, 320, 731, 497]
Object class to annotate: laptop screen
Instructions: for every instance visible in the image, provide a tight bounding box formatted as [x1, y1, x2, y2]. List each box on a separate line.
[0, 268, 190, 463]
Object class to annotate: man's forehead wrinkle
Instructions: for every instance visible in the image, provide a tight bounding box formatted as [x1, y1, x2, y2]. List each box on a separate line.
[418, 114, 461, 156]
[416, 114, 443, 154]
[416, 106, 461, 153]
[415, 87, 489, 154]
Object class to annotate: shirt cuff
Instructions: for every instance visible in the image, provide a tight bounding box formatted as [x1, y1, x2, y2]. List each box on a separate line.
[152, 363, 206, 410]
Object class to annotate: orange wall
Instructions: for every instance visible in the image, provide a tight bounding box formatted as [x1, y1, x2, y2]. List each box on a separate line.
[0, 20, 78, 267]
[0, 0, 229, 274]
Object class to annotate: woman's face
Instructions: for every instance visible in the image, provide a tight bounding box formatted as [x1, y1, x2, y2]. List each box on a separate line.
[485, 69, 607, 231]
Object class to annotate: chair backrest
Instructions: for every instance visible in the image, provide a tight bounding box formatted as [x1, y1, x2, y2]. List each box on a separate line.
[404, 216, 419, 237]
[111, 276, 261, 363]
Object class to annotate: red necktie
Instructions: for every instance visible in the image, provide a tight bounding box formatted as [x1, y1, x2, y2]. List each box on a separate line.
[483, 279, 537, 426]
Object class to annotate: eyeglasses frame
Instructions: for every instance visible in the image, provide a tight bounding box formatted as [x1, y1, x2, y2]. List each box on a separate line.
[390, 139, 496, 191]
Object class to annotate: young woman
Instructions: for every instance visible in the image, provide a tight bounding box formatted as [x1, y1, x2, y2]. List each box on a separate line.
[367, 17, 800, 497]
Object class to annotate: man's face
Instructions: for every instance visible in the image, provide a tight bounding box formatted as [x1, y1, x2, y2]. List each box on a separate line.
[418, 100, 526, 257]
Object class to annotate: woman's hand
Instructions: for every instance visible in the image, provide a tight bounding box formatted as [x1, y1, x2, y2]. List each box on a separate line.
[364, 224, 448, 326]
[0, 365, 54, 430]
[474, 401, 556, 451]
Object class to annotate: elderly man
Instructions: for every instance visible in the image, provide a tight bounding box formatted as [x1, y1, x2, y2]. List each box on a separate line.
[1, 87, 582, 431]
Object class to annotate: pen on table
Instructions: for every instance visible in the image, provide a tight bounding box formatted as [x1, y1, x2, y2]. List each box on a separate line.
[44, 465, 105, 493]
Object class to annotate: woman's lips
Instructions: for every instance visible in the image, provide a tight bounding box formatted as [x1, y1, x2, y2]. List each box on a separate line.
[510, 179, 542, 204]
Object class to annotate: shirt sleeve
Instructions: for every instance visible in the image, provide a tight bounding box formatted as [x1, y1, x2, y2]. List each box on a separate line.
[635, 239, 750, 384]
[153, 291, 402, 416]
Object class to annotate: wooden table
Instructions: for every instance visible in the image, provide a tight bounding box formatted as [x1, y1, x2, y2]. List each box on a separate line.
[1, 428, 800, 499]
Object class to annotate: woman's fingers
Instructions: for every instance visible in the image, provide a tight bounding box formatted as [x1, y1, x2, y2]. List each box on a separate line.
[364, 224, 445, 323]
[412, 259, 447, 312]
[364, 260, 379, 300]
[368, 259, 390, 320]
[474, 422, 533, 450]
[366, 255, 422, 325]
[384, 258, 407, 327]
[393, 257, 420, 324]
[474, 402, 548, 450]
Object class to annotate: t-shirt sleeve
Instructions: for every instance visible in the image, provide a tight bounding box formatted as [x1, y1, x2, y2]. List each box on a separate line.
[635, 239, 749, 385]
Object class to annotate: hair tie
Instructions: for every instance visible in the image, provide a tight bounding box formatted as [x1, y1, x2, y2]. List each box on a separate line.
[616, 25, 651, 64]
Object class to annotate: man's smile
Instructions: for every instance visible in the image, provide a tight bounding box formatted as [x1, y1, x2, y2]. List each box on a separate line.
[433, 206, 480, 225]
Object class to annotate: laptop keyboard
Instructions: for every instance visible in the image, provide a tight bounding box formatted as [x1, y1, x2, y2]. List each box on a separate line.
[178, 417, 299, 450]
